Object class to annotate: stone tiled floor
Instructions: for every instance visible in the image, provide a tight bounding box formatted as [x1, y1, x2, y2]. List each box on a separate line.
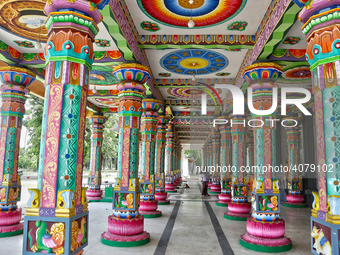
[5, 176, 311, 255]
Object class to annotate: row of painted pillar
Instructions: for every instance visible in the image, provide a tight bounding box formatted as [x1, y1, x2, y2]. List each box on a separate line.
[0, 0, 183, 252]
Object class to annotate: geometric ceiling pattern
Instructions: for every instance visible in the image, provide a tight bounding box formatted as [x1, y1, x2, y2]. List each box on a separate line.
[0, 0, 313, 142]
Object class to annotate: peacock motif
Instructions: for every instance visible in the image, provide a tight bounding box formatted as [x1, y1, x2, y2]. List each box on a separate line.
[71, 217, 87, 252]
[28, 221, 65, 255]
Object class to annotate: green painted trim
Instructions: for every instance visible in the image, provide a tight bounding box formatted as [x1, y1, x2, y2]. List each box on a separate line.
[140, 212, 162, 218]
[158, 201, 170, 205]
[0, 229, 23, 238]
[240, 238, 292, 253]
[258, 3, 301, 60]
[224, 214, 247, 221]
[100, 197, 113, 203]
[165, 190, 177, 193]
[0, 54, 16, 65]
[139, 44, 253, 50]
[216, 202, 229, 207]
[282, 203, 308, 208]
[101, 6, 135, 61]
[101, 236, 150, 247]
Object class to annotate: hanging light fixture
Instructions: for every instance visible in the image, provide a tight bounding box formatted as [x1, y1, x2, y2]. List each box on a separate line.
[192, 62, 197, 82]
[93, 86, 97, 94]
[188, 0, 195, 28]
[34, 20, 43, 49]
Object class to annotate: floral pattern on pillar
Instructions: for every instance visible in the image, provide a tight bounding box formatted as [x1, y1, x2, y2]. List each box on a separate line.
[0, 67, 35, 237]
[101, 63, 151, 246]
[86, 115, 107, 201]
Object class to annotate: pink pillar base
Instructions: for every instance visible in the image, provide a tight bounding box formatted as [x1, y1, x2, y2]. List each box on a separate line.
[101, 230, 150, 243]
[0, 208, 22, 226]
[108, 215, 144, 236]
[286, 194, 305, 204]
[218, 193, 231, 203]
[228, 202, 251, 214]
[210, 185, 221, 193]
[139, 200, 159, 212]
[246, 217, 286, 239]
[240, 232, 292, 247]
[86, 189, 103, 200]
[165, 184, 176, 191]
[155, 192, 168, 201]
[0, 223, 23, 234]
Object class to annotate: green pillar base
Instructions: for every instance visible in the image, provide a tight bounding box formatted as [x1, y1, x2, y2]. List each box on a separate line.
[140, 212, 162, 218]
[224, 214, 248, 221]
[158, 201, 170, 205]
[282, 203, 308, 208]
[216, 202, 228, 207]
[209, 191, 220, 194]
[165, 190, 177, 193]
[99, 197, 113, 203]
[0, 229, 23, 238]
[240, 238, 292, 253]
[175, 187, 179, 189]
[101, 236, 150, 247]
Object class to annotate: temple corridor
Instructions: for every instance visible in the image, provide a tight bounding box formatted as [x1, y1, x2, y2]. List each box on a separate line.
[3, 178, 311, 255]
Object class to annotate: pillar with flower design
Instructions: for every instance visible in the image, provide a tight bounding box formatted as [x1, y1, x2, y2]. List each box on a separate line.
[155, 115, 170, 204]
[240, 62, 292, 252]
[298, 1, 340, 253]
[246, 123, 255, 193]
[86, 115, 107, 202]
[216, 116, 232, 206]
[165, 123, 177, 193]
[282, 117, 307, 208]
[224, 115, 251, 220]
[22, 0, 108, 253]
[210, 127, 221, 194]
[0, 67, 35, 238]
[139, 97, 163, 218]
[101, 63, 151, 247]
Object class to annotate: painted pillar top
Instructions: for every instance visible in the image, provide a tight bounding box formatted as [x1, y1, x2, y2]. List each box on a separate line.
[243, 62, 283, 84]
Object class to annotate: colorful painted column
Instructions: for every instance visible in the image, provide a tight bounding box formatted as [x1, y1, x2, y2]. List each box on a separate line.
[282, 117, 307, 208]
[207, 138, 213, 190]
[155, 115, 170, 205]
[299, 2, 340, 253]
[246, 124, 255, 192]
[210, 127, 221, 194]
[86, 115, 107, 201]
[216, 116, 232, 207]
[0, 67, 35, 237]
[22, 0, 107, 253]
[165, 123, 177, 193]
[139, 97, 163, 218]
[240, 62, 292, 252]
[101, 64, 151, 247]
[224, 115, 251, 220]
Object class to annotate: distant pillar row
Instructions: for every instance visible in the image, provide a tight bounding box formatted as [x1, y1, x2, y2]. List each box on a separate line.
[139, 98, 162, 218]
[165, 123, 177, 193]
[86, 115, 107, 201]
[240, 62, 292, 252]
[155, 116, 170, 204]
[0, 67, 35, 237]
[210, 127, 221, 194]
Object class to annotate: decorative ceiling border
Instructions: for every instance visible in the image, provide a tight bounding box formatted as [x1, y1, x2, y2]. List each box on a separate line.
[104, 1, 164, 103]
[138, 35, 255, 48]
[87, 101, 118, 114]
[269, 49, 306, 61]
[155, 78, 235, 86]
[235, 0, 296, 88]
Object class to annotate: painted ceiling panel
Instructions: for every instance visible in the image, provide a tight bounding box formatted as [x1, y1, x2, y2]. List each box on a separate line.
[126, 0, 272, 35]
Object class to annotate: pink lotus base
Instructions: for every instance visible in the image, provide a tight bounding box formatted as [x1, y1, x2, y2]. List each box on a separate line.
[228, 202, 251, 214]
[225, 211, 251, 219]
[139, 200, 158, 212]
[0, 223, 23, 234]
[101, 231, 150, 242]
[218, 193, 231, 203]
[155, 192, 168, 201]
[286, 194, 305, 204]
[108, 215, 144, 236]
[86, 189, 102, 200]
[208, 182, 212, 188]
[241, 233, 292, 247]
[165, 184, 176, 191]
[211, 185, 221, 193]
[139, 210, 162, 216]
[246, 217, 285, 239]
[0, 208, 22, 227]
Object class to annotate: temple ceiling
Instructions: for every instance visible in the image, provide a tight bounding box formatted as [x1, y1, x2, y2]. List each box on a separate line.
[0, 0, 314, 142]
